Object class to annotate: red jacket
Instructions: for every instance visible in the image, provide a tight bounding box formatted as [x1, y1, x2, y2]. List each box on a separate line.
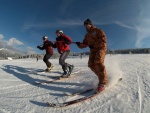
[40, 40, 53, 54]
[54, 34, 72, 54]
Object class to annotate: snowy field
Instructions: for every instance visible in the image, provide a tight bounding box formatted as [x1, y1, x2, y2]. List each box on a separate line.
[0, 54, 150, 113]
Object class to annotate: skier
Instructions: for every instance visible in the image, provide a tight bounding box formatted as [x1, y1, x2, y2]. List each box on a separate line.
[76, 19, 108, 92]
[37, 36, 54, 72]
[36, 55, 39, 61]
[53, 29, 74, 77]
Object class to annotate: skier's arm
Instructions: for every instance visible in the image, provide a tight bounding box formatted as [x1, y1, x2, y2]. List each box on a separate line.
[51, 42, 56, 48]
[75, 42, 88, 49]
[47, 41, 55, 47]
[37, 45, 44, 50]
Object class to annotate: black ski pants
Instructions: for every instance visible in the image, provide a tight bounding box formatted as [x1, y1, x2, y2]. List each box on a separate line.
[43, 54, 53, 68]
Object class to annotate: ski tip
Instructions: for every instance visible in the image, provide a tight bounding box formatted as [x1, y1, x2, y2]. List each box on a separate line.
[64, 92, 72, 96]
[46, 102, 53, 107]
[34, 81, 40, 84]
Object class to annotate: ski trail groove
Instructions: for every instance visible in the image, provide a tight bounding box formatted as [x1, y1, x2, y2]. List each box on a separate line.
[0, 79, 21, 82]
[136, 66, 142, 113]
[0, 83, 29, 90]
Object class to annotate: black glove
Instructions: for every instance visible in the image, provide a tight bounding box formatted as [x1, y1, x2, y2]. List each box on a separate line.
[37, 46, 41, 49]
[89, 45, 94, 49]
[56, 37, 61, 41]
[76, 42, 80, 46]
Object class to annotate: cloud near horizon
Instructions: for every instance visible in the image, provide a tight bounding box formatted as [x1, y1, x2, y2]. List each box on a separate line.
[0, 34, 37, 54]
[7, 38, 24, 46]
[0, 34, 4, 40]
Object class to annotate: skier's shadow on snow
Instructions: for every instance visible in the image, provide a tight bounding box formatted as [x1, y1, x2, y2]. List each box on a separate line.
[35, 71, 63, 78]
[2, 65, 95, 107]
[1, 65, 37, 83]
[30, 100, 48, 107]
[1, 65, 82, 93]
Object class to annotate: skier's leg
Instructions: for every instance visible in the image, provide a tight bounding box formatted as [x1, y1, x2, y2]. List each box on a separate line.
[94, 63, 108, 85]
[88, 49, 108, 85]
[59, 50, 70, 66]
[88, 51, 96, 72]
[59, 50, 70, 76]
[60, 50, 74, 75]
[88, 63, 107, 92]
[43, 54, 53, 71]
[94, 49, 107, 84]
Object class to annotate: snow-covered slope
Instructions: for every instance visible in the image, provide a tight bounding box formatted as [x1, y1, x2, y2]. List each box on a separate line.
[0, 54, 149, 113]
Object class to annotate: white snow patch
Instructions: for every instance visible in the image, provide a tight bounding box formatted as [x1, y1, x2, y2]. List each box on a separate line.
[7, 57, 13, 60]
[0, 55, 149, 113]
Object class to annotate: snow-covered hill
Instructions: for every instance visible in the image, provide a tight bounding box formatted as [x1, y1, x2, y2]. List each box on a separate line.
[0, 48, 22, 58]
[0, 54, 149, 113]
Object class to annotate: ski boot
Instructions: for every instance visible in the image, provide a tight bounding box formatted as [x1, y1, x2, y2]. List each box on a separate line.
[68, 65, 74, 75]
[96, 84, 107, 93]
[45, 64, 53, 72]
[61, 70, 70, 78]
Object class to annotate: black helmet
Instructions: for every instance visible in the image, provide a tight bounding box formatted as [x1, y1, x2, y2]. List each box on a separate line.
[42, 36, 48, 40]
[56, 29, 63, 34]
[84, 19, 92, 25]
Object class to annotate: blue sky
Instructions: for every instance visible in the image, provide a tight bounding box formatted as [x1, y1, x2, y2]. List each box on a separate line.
[0, 0, 150, 54]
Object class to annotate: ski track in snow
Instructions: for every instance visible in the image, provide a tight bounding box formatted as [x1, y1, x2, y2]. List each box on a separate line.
[136, 65, 142, 113]
[0, 55, 150, 113]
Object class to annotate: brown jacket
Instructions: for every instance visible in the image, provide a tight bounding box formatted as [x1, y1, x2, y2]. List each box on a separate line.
[79, 26, 108, 85]
[79, 26, 107, 52]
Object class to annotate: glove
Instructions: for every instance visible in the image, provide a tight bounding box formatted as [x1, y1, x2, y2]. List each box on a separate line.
[89, 45, 94, 49]
[56, 37, 61, 41]
[37, 46, 41, 49]
[76, 42, 80, 46]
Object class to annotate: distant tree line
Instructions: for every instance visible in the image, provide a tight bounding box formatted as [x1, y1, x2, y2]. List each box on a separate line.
[18, 53, 60, 59]
[17, 52, 89, 59]
[1, 48, 150, 60]
[107, 48, 150, 54]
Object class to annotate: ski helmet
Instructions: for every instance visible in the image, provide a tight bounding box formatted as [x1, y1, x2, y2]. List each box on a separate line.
[42, 36, 48, 40]
[56, 29, 63, 35]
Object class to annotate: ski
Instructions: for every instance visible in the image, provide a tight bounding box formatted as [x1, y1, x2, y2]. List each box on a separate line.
[34, 70, 80, 84]
[46, 78, 122, 107]
[31, 69, 61, 74]
[46, 89, 97, 107]
[64, 88, 94, 96]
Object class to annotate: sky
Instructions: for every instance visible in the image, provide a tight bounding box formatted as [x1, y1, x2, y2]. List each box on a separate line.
[0, 0, 150, 54]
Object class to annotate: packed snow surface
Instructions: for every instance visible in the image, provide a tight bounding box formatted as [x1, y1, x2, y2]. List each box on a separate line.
[0, 54, 149, 113]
